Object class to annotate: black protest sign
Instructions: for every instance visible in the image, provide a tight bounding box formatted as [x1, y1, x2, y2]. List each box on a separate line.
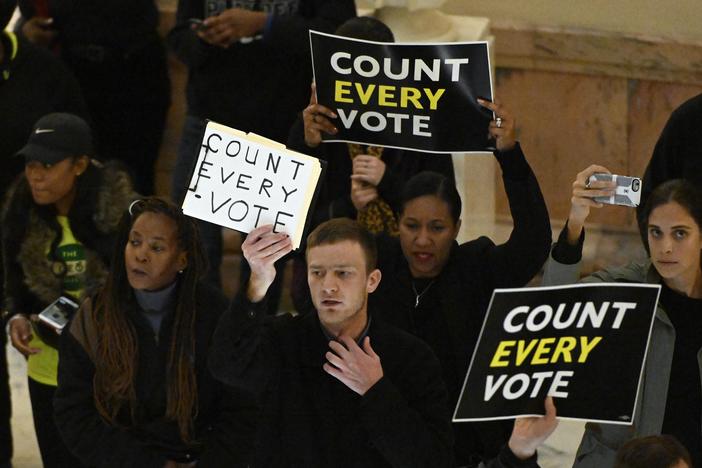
[310, 31, 493, 154]
[453, 283, 660, 424]
[181, 121, 325, 249]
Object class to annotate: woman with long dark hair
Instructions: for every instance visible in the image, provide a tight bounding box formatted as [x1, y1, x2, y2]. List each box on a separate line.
[3, 113, 134, 467]
[54, 197, 255, 467]
[543, 166, 702, 467]
[370, 102, 553, 466]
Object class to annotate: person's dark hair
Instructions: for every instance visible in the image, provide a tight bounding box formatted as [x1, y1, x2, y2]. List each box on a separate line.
[93, 197, 205, 442]
[335, 16, 394, 42]
[306, 218, 377, 272]
[399, 171, 461, 224]
[614, 435, 691, 468]
[638, 179, 702, 254]
[0, 0, 15, 30]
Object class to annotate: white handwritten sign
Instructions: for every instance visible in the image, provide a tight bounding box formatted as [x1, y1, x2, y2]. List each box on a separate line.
[182, 122, 325, 249]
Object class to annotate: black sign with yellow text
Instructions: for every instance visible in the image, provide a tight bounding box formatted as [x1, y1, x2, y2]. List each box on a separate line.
[453, 283, 660, 424]
[310, 31, 493, 153]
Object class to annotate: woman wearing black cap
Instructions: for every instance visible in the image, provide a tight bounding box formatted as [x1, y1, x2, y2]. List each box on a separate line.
[2, 112, 135, 467]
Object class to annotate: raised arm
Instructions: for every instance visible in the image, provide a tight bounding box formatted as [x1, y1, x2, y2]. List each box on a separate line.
[542, 164, 616, 285]
[469, 100, 552, 289]
[207, 225, 292, 393]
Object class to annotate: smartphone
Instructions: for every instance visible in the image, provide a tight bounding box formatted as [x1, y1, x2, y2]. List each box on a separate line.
[588, 173, 642, 207]
[188, 18, 208, 31]
[38, 296, 78, 334]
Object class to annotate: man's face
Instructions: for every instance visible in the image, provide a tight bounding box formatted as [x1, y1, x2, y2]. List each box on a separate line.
[307, 240, 380, 335]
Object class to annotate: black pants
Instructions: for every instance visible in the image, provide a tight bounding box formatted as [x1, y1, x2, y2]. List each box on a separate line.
[0, 330, 12, 464]
[27, 378, 83, 468]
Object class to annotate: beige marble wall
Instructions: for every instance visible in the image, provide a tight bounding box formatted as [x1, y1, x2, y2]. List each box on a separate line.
[489, 24, 702, 231]
[440, 1, 702, 44]
[484, 22, 702, 278]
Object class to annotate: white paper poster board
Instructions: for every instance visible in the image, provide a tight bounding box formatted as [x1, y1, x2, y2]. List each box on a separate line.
[182, 121, 325, 249]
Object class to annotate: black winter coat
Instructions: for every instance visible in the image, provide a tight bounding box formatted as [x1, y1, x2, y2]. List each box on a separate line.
[1, 163, 135, 346]
[54, 283, 257, 467]
[209, 293, 454, 468]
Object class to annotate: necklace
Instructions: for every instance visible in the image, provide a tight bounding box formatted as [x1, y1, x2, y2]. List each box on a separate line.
[411, 279, 436, 308]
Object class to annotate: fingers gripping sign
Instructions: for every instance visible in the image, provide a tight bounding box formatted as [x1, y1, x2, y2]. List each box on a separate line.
[323, 335, 384, 395]
[351, 155, 386, 187]
[303, 83, 338, 148]
[350, 179, 379, 211]
[242, 224, 293, 302]
[478, 98, 517, 152]
[508, 396, 559, 460]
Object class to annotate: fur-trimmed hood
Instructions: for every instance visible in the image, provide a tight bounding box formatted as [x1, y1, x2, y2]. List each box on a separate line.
[2, 162, 136, 313]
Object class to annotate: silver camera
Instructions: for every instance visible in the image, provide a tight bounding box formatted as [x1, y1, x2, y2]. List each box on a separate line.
[588, 173, 642, 207]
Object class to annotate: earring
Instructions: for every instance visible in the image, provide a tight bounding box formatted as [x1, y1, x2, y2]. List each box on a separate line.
[178, 270, 184, 274]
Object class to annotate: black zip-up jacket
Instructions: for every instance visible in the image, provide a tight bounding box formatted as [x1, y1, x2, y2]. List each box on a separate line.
[54, 283, 257, 467]
[209, 293, 454, 468]
[371, 144, 552, 467]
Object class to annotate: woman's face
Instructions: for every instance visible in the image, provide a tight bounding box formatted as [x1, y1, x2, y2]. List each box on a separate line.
[399, 195, 460, 278]
[124, 212, 188, 291]
[648, 201, 702, 288]
[25, 157, 87, 214]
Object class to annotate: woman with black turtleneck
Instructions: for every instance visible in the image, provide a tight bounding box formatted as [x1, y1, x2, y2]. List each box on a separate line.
[54, 198, 256, 467]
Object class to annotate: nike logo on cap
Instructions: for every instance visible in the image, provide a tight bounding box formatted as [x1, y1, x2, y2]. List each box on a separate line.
[35, 128, 55, 134]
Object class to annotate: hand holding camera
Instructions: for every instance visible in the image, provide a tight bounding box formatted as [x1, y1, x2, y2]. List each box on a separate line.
[587, 173, 642, 208]
[565, 164, 642, 245]
[567, 165, 616, 244]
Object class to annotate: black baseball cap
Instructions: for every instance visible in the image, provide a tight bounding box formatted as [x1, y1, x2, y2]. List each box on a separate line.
[16, 113, 93, 165]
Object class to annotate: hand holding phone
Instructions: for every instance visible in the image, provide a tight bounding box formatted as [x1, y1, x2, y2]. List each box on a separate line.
[188, 18, 208, 32]
[38, 296, 79, 334]
[587, 173, 642, 207]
